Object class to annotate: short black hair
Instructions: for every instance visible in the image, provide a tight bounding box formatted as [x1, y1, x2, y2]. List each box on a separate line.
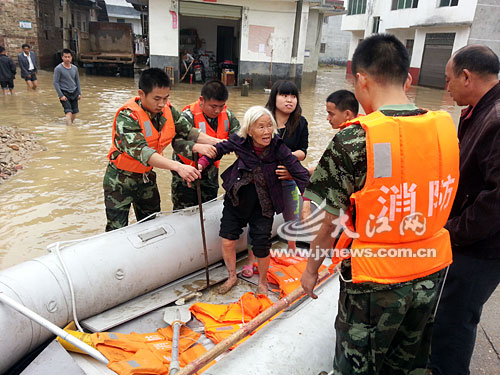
[326, 90, 359, 116]
[139, 68, 171, 94]
[352, 33, 409, 86]
[21, 43, 30, 49]
[452, 45, 499, 77]
[62, 48, 73, 55]
[265, 80, 302, 135]
[0, 46, 5, 54]
[201, 80, 228, 101]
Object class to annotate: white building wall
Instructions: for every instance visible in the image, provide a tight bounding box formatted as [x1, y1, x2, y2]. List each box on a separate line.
[342, 0, 479, 60]
[319, 15, 350, 65]
[342, 0, 478, 33]
[149, 0, 178, 59]
[149, 0, 310, 86]
[239, 0, 305, 64]
[468, 0, 500, 61]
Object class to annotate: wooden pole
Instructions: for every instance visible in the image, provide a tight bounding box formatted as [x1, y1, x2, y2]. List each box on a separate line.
[177, 267, 333, 375]
[193, 152, 210, 288]
[180, 60, 195, 82]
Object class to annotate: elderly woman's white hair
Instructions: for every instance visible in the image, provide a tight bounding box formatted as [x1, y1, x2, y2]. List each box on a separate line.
[238, 106, 277, 139]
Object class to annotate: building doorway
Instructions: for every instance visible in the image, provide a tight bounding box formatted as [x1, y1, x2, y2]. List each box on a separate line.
[419, 33, 455, 89]
[179, 1, 241, 85]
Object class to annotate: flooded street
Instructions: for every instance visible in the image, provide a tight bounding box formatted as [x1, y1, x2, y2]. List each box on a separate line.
[0, 67, 462, 269]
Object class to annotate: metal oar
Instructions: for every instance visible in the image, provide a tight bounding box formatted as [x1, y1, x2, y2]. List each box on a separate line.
[164, 305, 192, 375]
[0, 291, 108, 365]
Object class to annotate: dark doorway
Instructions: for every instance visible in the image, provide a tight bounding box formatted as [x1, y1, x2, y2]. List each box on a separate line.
[418, 33, 455, 89]
[217, 26, 234, 63]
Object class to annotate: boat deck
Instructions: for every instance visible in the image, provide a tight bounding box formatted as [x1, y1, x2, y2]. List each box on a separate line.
[21, 244, 338, 375]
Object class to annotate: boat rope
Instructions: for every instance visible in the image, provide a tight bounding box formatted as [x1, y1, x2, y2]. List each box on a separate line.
[53, 242, 84, 332]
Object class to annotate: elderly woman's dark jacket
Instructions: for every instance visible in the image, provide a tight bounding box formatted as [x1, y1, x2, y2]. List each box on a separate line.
[204, 133, 309, 214]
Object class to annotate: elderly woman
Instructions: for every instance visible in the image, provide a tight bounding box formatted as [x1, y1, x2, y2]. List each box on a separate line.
[198, 106, 310, 295]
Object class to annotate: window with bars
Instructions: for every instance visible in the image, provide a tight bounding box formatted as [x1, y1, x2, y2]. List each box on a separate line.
[320, 43, 326, 53]
[391, 0, 419, 10]
[439, 0, 459, 6]
[347, 0, 367, 15]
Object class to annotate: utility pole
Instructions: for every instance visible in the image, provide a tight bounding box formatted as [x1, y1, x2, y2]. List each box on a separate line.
[289, 0, 303, 87]
[62, 0, 71, 49]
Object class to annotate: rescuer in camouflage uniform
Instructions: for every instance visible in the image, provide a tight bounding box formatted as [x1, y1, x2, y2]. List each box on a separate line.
[171, 80, 240, 210]
[103, 68, 217, 231]
[301, 34, 451, 375]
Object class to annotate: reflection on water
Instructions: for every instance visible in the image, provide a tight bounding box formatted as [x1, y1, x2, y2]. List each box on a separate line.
[0, 67, 462, 269]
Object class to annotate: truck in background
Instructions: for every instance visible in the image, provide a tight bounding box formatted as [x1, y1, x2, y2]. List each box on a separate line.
[77, 22, 135, 77]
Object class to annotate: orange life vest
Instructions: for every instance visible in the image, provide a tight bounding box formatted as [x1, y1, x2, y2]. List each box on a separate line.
[266, 257, 328, 297]
[190, 292, 272, 344]
[91, 326, 207, 375]
[107, 97, 176, 174]
[177, 99, 230, 168]
[334, 110, 459, 284]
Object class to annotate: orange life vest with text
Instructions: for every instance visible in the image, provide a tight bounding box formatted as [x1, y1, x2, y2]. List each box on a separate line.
[107, 97, 175, 174]
[177, 99, 230, 168]
[334, 110, 459, 284]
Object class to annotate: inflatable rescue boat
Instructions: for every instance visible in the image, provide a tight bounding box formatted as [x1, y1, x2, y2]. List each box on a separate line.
[0, 199, 338, 374]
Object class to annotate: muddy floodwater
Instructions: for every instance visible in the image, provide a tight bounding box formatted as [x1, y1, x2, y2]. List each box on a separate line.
[0, 67, 462, 269]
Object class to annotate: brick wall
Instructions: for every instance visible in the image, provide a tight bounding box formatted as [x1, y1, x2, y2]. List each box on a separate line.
[0, 0, 64, 69]
[0, 0, 39, 66]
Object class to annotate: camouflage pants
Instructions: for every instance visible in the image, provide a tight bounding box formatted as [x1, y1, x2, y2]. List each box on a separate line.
[171, 170, 219, 210]
[333, 271, 444, 375]
[103, 164, 161, 232]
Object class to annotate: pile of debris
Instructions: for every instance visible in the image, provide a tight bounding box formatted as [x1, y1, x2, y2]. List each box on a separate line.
[0, 126, 46, 184]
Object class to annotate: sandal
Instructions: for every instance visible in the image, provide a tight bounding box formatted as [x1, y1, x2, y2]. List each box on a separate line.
[241, 264, 254, 278]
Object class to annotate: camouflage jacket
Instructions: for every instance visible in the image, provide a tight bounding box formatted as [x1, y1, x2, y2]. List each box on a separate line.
[304, 104, 438, 293]
[109, 99, 200, 167]
[171, 107, 240, 184]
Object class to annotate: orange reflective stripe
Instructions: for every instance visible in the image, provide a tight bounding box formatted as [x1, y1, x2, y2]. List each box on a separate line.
[107, 97, 175, 174]
[341, 110, 459, 284]
[177, 100, 230, 168]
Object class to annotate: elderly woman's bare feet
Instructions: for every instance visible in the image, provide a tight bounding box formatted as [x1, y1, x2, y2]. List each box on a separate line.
[256, 282, 268, 296]
[218, 278, 238, 294]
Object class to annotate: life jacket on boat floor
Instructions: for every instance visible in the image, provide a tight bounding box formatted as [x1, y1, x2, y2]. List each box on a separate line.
[86, 325, 209, 374]
[190, 292, 272, 344]
[264, 256, 328, 297]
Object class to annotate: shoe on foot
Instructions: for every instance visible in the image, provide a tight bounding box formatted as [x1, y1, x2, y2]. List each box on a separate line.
[241, 264, 254, 278]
